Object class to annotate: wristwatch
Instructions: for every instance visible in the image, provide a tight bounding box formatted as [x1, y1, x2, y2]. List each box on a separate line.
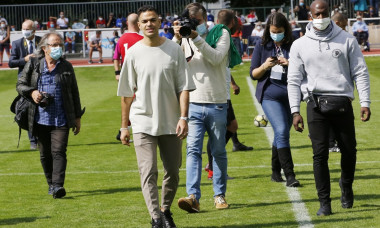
[179, 117, 189, 122]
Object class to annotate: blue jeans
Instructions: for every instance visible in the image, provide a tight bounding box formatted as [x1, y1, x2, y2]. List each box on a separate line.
[261, 99, 292, 149]
[186, 103, 228, 201]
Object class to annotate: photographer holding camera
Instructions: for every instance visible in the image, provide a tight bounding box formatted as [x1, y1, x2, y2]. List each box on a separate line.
[173, 4, 238, 212]
[16, 32, 83, 199]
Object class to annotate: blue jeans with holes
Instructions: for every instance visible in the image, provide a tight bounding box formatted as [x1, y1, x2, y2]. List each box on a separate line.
[186, 102, 228, 201]
[261, 99, 292, 149]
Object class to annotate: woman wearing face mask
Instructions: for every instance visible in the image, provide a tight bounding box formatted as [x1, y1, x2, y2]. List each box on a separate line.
[16, 32, 83, 199]
[0, 21, 11, 66]
[250, 12, 300, 187]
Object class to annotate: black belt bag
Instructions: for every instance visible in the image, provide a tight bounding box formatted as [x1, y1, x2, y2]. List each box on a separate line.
[317, 95, 351, 115]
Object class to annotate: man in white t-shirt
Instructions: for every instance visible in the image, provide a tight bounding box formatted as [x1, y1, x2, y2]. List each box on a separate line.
[88, 30, 102, 64]
[117, 5, 195, 228]
[57, 11, 69, 29]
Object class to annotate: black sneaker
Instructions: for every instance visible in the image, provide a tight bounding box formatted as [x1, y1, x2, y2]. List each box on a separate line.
[116, 130, 121, 141]
[317, 202, 332, 216]
[48, 185, 54, 195]
[161, 210, 176, 228]
[88, 60, 93, 64]
[151, 218, 163, 228]
[98, 59, 103, 64]
[286, 175, 300, 187]
[232, 143, 253, 152]
[339, 179, 353, 208]
[53, 187, 66, 199]
[271, 172, 285, 182]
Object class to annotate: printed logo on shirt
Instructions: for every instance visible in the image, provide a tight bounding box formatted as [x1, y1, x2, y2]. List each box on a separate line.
[332, 49, 342, 58]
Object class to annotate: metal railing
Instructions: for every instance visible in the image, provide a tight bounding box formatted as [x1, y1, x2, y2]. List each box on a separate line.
[0, 0, 192, 30]
[293, 0, 355, 17]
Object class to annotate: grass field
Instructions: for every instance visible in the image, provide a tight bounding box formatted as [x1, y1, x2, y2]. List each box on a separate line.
[0, 58, 379, 228]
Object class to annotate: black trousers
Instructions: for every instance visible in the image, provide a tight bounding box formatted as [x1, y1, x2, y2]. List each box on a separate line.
[307, 102, 357, 203]
[35, 124, 70, 187]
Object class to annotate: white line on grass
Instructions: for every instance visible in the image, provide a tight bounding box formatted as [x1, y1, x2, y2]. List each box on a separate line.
[246, 76, 314, 228]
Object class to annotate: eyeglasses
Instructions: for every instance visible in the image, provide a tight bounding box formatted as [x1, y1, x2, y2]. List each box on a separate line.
[47, 43, 62, 47]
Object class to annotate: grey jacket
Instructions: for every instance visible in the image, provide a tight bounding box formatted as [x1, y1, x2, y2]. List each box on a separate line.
[287, 21, 371, 114]
[16, 56, 82, 135]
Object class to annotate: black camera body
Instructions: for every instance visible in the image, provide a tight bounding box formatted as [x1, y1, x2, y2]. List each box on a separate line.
[39, 92, 54, 108]
[178, 8, 199, 37]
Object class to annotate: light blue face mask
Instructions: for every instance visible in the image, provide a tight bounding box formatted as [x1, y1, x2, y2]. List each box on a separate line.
[196, 23, 208, 36]
[300, 2, 304, 6]
[49, 46, 63, 60]
[270, 32, 285, 42]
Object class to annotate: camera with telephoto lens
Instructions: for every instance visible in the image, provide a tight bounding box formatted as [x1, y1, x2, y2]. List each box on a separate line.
[178, 8, 199, 37]
[39, 92, 54, 108]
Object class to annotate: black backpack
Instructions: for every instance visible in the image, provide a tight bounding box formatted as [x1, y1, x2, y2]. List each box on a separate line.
[10, 95, 31, 147]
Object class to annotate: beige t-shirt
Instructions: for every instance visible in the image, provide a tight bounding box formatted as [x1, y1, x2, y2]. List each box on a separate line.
[117, 39, 196, 136]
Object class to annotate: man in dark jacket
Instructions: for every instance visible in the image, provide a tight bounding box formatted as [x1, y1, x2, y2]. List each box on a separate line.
[9, 20, 41, 77]
[9, 19, 41, 149]
[16, 32, 83, 199]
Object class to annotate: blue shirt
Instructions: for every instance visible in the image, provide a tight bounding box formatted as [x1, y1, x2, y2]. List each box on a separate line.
[159, 31, 173, 40]
[352, 21, 368, 32]
[66, 31, 76, 40]
[116, 17, 126, 28]
[250, 40, 291, 104]
[35, 60, 67, 126]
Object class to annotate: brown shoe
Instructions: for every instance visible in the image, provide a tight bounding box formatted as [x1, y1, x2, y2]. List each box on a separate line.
[214, 195, 229, 209]
[178, 194, 199, 213]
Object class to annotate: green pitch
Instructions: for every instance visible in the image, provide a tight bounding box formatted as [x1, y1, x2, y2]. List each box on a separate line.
[0, 58, 379, 227]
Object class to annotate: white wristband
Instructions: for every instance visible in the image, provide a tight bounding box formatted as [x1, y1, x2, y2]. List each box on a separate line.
[179, 117, 189, 122]
[120, 128, 129, 131]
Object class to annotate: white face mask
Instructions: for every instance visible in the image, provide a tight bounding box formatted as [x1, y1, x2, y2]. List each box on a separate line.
[60, 14, 64, 18]
[99, 18, 103, 21]
[256, 26, 261, 30]
[313, 17, 330, 30]
[0, 24, 5, 28]
[22, 29, 34, 39]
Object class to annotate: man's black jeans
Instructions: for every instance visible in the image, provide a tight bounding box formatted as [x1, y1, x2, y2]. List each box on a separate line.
[307, 101, 357, 203]
[36, 124, 70, 188]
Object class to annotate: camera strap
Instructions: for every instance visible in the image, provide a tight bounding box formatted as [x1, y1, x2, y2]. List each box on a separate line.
[185, 38, 195, 62]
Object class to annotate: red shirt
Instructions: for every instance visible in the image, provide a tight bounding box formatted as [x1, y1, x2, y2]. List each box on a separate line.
[231, 17, 242, 38]
[118, 32, 143, 64]
[47, 21, 56, 29]
[96, 19, 106, 28]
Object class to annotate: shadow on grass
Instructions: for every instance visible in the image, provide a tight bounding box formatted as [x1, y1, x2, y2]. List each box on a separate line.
[296, 168, 350, 176]
[230, 174, 268, 180]
[184, 216, 373, 227]
[0, 216, 50, 226]
[0, 149, 38, 154]
[69, 141, 121, 147]
[68, 182, 212, 198]
[330, 173, 379, 182]
[0, 141, 121, 154]
[70, 187, 142, 198]
[355, 194, 380, 201]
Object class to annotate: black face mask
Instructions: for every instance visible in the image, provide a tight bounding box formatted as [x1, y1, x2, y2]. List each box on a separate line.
[164, 28, 168, 32]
